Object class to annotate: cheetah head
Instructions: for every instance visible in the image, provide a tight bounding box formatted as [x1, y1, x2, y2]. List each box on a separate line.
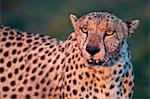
[70, 12, 139, 66]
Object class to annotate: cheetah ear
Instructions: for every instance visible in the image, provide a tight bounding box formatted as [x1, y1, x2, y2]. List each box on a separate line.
[70, 14, 78, 27]
[125, 20, 139, 33]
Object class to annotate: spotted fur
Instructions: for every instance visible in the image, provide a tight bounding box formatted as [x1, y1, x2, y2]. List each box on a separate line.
[0, 12, 139, 99]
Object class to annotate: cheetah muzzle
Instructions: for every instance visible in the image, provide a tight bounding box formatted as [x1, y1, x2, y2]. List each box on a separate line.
[86, 45, 120, 66]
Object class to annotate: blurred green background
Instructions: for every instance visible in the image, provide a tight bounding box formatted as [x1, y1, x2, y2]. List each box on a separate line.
[0, 0, 149, 98]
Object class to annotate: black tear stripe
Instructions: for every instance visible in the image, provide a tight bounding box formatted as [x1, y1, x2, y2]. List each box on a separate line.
[103, 36, 107, 56]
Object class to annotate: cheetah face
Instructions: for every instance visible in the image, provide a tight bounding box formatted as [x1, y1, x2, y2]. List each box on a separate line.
[70, 12, 139, 66]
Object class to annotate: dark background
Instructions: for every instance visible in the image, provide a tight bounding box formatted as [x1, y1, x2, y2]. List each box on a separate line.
[0, 0, 149, 98]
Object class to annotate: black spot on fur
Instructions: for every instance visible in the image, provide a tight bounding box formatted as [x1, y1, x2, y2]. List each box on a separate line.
[5, 42, 11, 47]
[11, 94, 17, 99]
[0, 67, 4, 73]
[2, 86, 9, 92]
[73, 89, 77, 95]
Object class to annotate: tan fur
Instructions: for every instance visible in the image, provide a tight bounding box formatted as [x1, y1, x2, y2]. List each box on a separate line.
[0, 12, 139, 99]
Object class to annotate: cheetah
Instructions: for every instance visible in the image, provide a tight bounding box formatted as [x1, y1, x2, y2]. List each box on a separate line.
[0, 12, 139, 99]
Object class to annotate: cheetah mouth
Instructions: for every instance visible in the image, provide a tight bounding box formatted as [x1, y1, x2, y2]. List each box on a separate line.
[87, 59, 105, 66]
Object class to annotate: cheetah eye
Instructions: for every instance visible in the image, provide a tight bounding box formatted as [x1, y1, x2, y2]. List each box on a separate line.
[105, 30, 115, 36]
[80, 27, 88, 34]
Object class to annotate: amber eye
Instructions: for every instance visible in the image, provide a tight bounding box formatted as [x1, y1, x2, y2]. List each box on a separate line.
[81, 28, 88, 33]
[105, 30, 115, 36]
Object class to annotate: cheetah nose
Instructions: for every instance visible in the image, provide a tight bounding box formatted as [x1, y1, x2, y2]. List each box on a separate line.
[86, 44, 100, 56]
